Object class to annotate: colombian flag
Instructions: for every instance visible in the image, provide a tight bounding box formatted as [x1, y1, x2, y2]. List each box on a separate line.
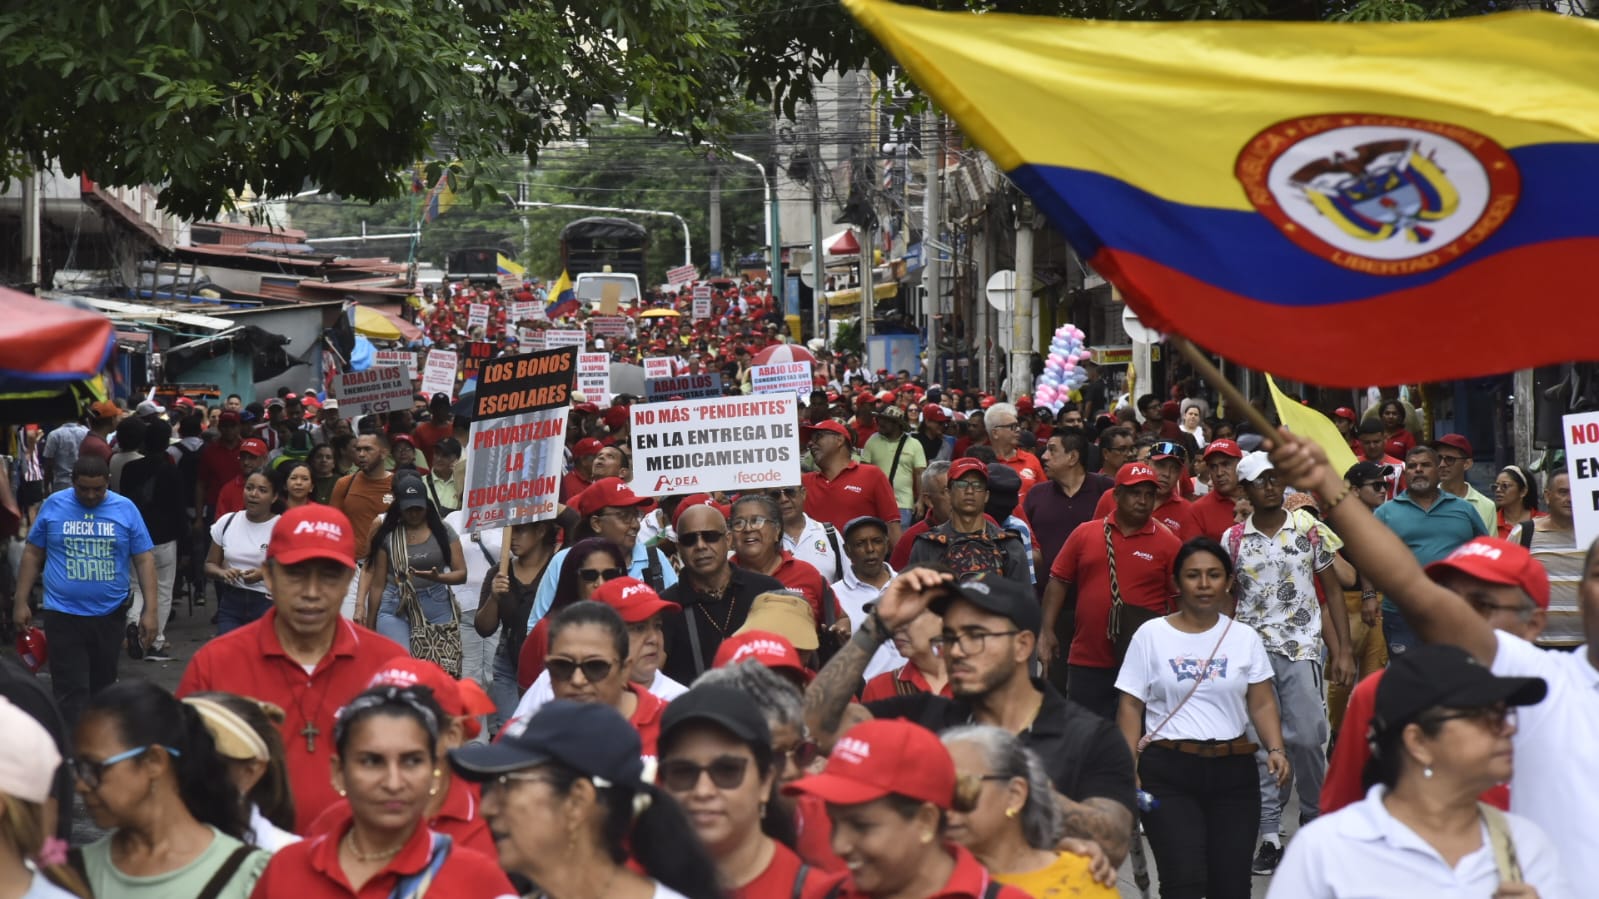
[843, 0, 1599, 386]
[547, 270, 579, 319]
[497, 254, 525, 280]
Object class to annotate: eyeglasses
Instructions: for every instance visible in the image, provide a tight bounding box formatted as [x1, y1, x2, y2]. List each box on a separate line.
[730, 516, 776, 532]
[774, 740, 821, 771]
[658, 756, 751, 792]
[578, 567, 626, 583]
[597, 508, 642, 524]
[483, 771, 560, 796]
[1104, 444, 1133, 456]
[678, 530, 727, 547]
[1436, 455, 1468, 466]
[949, 480, 988, 493]
[765, 487, 800, 499]
[546, 657, 616, 684]
[930, 629, 1021, 655]
[68, 745, 180, 790]
[1423, 704, 1518, 733]
[990, 422, 1022, 431]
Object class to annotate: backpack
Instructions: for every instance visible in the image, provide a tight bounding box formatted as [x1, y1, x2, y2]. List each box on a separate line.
[931, 527, 1013, 580]
[642, 545, 667, 593]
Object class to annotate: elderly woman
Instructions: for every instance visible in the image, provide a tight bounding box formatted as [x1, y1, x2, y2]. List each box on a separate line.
[941, 726, 1116, 897]
[728, 493, 846, 644]
[1269, 645, 1566, 899]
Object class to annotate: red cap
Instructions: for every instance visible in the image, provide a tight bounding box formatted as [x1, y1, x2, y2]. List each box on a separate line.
[712, 630, 813, 683]
[979, 396, 996, 409]
[948, 458, 988, 483]
[877, 391, 896, 404]
[1203, 439, 1243, 460]
[1016, 396, 1033, 413]
[238, 438, 267, 457]
[1431, 434, 1474, 457]
[1425, 537, 1550, 609]
[572, 477, 653, 518]
[1115, 462, 1160, 488]
[855, 392, 878, 405]
[1333, 407, 1358, 422]
[801, 420, 852, 446]
[368, 658, 497, 739]
[269, 505, 356, 568]
[591, 577, 680, 623]
[174, 396, 196, 409]
[573, 438, 604, 458]
[921, 403, 950, 424]
[574, 402, 600, 415]
[783, 719, 954, 808]
[390, 433, 415, 446]
[603, 406, 629, 429]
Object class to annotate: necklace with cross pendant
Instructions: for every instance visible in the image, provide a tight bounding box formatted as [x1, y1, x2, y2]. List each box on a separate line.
[300, 721, 321, 753]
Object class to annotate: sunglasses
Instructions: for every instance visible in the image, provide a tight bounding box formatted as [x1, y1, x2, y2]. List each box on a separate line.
[546, 657, 616, 684]
[658, 756, 751, 792]
[775, 740, 821, 770]
[678, 530, 727, 547]
[578, 567, 626, 583]
[765, 487, 800, 499]
[1150, 441, 1189, 462]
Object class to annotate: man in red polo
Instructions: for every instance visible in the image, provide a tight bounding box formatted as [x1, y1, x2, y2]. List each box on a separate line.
[1090, 440, 1198, 540]
[1190, 438, 1247, 541]
[1042, 461, 1181, 720]
[177, 505, 406, 833]
[802, 420, 901, 549]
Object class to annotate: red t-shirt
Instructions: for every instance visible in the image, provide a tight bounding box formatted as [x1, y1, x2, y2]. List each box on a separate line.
[305, 778, 496, 860]
[733, 552, 845, 627]
[1050, 517, 1181, 669]
[177, 609, 408, 833]
[1093, 490, 1199, 542]
[199, 439, 243, 510]
[861, 663, 953, 703]
[821, 843, 1031, 899]
[215, 475, 246, 518]
[803, 463, 899, 532]
[629, 682, 666, 759]
[249, 817, 515, 899]
[560, 470, 592, 504]
[852, 417, 878, 445]
[517, 616, 552, 691]
[731, 840, 832, 899]
[1189, 489, 1241, 542]
[793, 794, 847, 874]
[994, 450, 1044, 502]
[1321, 671, 1509, 815]
[410, 420, 454, 465]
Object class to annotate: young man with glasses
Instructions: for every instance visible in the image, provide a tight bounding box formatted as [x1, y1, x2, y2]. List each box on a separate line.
[905, 459, 1029, 583]
[804, 568, 1138, 867]
[1432, 434, 1497, 533]
[1095, 425, 1136, 480]
[661, 503, 785, 684]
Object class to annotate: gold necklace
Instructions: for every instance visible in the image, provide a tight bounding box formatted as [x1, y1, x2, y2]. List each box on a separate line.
[343, 829, 406, 863]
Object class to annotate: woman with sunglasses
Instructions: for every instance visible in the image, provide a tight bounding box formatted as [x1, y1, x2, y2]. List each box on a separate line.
[516, 538, 628, 689]
[783, 718, 1031, 899]
[73, 682, 268, 898]
[450, 700, 721, 899]
[728, 494, 848, 645]
[250, 685, 515, 898]
[1493, 466, 1543, 540]
[1269, 644, 1565, 898]
[657, 684, 831, 897]
[941, 726, 1116, 897]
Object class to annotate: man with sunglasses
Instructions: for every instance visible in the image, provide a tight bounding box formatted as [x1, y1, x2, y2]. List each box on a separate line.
[906, 459, 1029, 583]
[1432, 434, 1497, 533]
[661, 503, 786, 684]
[1091, 440, 1199, 541]
[772, 483, 845, 583]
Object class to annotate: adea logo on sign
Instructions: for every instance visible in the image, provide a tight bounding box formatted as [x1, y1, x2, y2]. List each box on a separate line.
[651, 472, 702, 492]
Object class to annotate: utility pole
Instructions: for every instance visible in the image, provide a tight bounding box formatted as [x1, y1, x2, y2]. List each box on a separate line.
[21, 171, 41, 289]
[1010, 198, 1036, 400]
[922, 111, 944, 385]
[708, 163, 721, 275]
[858, 75, 877, 356]
[809, 101, 827, 346]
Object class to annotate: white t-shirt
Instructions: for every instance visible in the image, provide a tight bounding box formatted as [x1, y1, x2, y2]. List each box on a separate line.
[209, 512, 278, 594]
[831, 567, 905, 680]
[1491, 630, 1599, 890]
[505, 669, 687, 738]
[1268, 784, 1571, 899]
[1113, 615, 1273, 741]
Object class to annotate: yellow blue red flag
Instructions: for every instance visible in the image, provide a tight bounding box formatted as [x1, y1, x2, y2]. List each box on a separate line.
[547, 270, 578, 318]
[843, 0, 1599, 386]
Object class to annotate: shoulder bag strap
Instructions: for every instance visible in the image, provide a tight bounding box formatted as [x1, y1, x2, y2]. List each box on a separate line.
[887, 434, 909, 491]
[1136, 616, 1233, 752]
[1479, 802, 1523, 884]
[790, 863, 812, 899]
[220, 511, 239, 541]
[388, 833, 454, 899]
[1105, 520, 1125, 643]
[1518, 522, 1536, 549]
[983, 879, 1003, 899]
[822, 522, 843, 582]
[195, 845, 258, 899]
[473, 532, 498, 569]
[685, 600, 707, 677]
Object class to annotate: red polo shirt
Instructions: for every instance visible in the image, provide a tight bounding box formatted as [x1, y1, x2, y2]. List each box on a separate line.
[306, 776, 495, 859]
[733, 551, 845, 626]
[861, 662, 954, 703]
[891, 515, 938, 570]
[249, 816, 515, 899]
[821, 843, 1031, 899]
[410, 420, 453, 465]
[177, 609, 408, 833]
[731, 840, 831, 899]
[1050, 516, 1181, 669]
[1093, 490, 1199, 541]
[1189, 489, 1241, 542]
[630, 682, 667, 759]
[994, 449, 1044, 502]
[803, 462, 898, 532]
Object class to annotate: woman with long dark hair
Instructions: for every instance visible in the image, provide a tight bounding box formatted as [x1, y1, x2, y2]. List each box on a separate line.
[274, 459, 317, 512]
[206, 470, 281, 634]
[73, 682, 268, 897]
[308, 443, 339, 503]
[184, 693, 298, 853]
[475, 520, 559, 728]
[450, 700, 722, 899]
[515, 538, 628, 689]
[365, 475, 466, 645]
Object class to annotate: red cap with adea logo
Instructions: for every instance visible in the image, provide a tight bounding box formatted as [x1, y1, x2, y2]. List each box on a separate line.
[571, 477, 654, 518]
[238, 438, 268, 457]
[1115, 462, 1160, 488]
[269, 505, 356, 568]
[368, 657, 498, 739]
[590, 577, 680, 623]
[783, 718, 954, 809]
[1425, 537, 1551, 609]
[921, 403, 950, 424]
[712, 630, 813, 683]
[1203, 439, 1243, 460]
[948, 457, 988, 484]
[801, 419, 852, 447]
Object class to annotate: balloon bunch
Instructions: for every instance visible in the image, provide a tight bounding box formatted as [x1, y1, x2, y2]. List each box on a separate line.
[1034, 324, 1091, 412]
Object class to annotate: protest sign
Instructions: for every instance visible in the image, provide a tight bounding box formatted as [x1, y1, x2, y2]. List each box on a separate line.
[518, 328, 546, 350]
[577, 353, 612, 406]
[468, 303, 490, 330]
[630, 395, 801, 496]
[644, 373, 722, 402]
[545, 329, 587, 349]
[588, 316, 628, 339]
[334, 365, 413, 418]
[419, 350, 458, 399]
[667, 264, 698, 286]
[462, 347, 578, 531]
[509, 300, 538, 323]
[692, 284, 712, 320]
[644, 357, 676, 380]
[1565, 411, 1599, 550]
[462, 341, 497, 384]
[750, 361, 812, 396]
[599, 282, 621, 316]
[374, 350, 418, 380]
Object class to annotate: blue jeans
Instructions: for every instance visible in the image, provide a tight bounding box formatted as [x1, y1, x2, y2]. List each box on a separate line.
[489, 649, 521, 737]
[375, 580, 456, 647]
[216, 584, 273, 635]
[1383, 609, 1420, 658]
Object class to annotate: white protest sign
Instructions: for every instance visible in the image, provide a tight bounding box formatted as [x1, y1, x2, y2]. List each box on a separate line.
[692, 284, 712, 320]
[630, 394, 800, 496]
[419, 349, 458, 399]
[374, 349, 418, 380]
[644, 357, 676, 380]
[1564, 411, 1599, 550]
[577, 353, 612, 407]
[468, 303, 490, 330]
[518, 328, 546, 350]
[545, 329, 586, 349]
[588, 316, 629, 339]
[509, 300, 538, 323]
[334, 365, 413, 418]
[462, 348, 578, 531]
[750, 361, 812, 396]
[667, 263, 698, 285]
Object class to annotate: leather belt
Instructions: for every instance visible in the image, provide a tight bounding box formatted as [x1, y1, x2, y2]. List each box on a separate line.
[1146, 737, 1258, 758]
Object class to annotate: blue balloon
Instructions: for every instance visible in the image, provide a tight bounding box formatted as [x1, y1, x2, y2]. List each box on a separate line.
[350, 336, 375, 372]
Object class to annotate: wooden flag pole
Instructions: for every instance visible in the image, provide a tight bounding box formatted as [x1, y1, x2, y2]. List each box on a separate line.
[1168, 335, 1280, 440]
[498, 525, 513, 576]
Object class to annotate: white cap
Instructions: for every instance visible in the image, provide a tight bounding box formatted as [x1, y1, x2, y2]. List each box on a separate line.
[0, 697, 60, 804]
[1236, 451, 1275, 484]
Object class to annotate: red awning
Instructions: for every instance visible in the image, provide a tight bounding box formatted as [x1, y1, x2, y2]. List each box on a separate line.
[0, 288, 114, 389]
[827, 229, 862, 255]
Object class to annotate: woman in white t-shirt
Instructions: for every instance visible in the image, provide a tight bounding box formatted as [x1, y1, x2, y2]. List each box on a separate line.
[1115, 536, 1288, 899]
[206, 471, 280, 635]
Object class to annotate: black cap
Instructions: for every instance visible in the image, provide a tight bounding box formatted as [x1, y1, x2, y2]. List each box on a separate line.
[928, 572, 1042, 634]
[394, 476, 427, 511]
[1373, 644, 1546, 736]
[1346, 460, 1390, 485]
[842, 515, 890, 539]
[985, 464, 1022, 513]
[659, 685, 772, 752]
[430, 392, 451, 407]
[449, 700, 644, 784]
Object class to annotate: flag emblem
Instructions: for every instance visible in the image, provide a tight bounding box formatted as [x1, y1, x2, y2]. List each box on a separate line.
[1237, 115, 1521, 275]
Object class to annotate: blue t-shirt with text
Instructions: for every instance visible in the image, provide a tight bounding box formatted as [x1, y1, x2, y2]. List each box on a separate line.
[29, 491, 154, 616]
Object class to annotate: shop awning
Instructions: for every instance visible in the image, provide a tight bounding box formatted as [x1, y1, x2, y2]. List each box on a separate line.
[0, 288, 115, 393]
[824, 281, 899, 307]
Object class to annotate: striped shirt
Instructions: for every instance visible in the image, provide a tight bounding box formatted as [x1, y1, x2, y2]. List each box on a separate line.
[1509, 520, 1583, 647]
